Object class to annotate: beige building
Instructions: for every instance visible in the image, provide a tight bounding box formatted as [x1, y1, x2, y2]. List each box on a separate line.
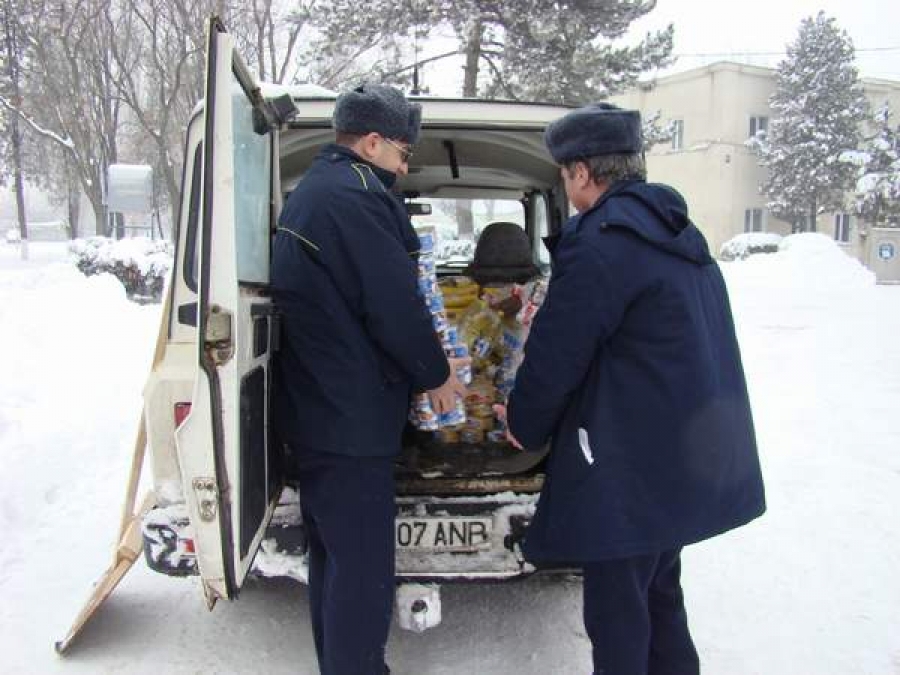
[611, 62, 900, 264]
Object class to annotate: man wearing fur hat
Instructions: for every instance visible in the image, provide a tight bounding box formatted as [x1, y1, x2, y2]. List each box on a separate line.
[503, 104, 766, 674]
[271, 84, 466, 675]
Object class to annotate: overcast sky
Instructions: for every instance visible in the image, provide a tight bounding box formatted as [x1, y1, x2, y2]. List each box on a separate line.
[628, 0, 900, 80]
[421, 0, 899, 95]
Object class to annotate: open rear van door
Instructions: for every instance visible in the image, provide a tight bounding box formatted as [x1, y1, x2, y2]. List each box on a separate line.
[174, 16, 285, 606]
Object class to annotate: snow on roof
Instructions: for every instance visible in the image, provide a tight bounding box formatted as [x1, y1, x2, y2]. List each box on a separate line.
[258, 82, 337, 99]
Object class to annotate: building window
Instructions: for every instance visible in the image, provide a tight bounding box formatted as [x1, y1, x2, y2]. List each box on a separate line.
[671, 119, 684, 150]
[744, 208, 764, 233]
[749, 115, 768, 139]
[834, 213, 851, 242]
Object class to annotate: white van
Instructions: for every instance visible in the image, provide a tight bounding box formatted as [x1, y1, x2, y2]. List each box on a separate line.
[140, 19, 575, 620]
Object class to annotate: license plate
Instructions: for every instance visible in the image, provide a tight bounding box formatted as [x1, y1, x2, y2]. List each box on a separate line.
[395, 516, 492, 552]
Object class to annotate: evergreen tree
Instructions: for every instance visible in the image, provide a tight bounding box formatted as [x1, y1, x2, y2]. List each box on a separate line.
[844, 104, 900, 230]
[423, 0, 672, 101]
[498, 1, 674, 103]
[756, 12, 868, 232]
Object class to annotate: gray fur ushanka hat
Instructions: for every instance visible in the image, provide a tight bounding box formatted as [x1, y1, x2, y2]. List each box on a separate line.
[544, 102, 642, 165]
[332, 83, 422, 144]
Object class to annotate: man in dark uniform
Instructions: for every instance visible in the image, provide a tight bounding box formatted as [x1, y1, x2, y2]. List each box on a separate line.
[503, 104, 766, 675]
[270, 84, 465, 675]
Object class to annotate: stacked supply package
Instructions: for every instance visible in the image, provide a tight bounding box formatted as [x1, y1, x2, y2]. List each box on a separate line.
[456, 278, 548, 443]
[410, 227, 468, 437]
[408, 229, 548, 447]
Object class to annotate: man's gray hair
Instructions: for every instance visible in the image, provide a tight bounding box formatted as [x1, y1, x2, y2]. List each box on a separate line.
[567, 153, 646, 184]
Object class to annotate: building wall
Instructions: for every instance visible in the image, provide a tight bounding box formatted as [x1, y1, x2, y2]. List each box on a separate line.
[612, 62, 900, 262]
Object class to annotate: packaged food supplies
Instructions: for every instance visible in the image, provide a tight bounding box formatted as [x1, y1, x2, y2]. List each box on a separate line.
[440, 277, 479, 311]
[445, 343, 472, 385]
[410, 226, 471, 431]
[411, 393, 440, 431]
[460, 425, 485, 444]
[416, 226, 436, 254]
[516, 277, 548, 328]
[436, 427, 461, 444]
[410, 392, 467, 430]
[457, 299, 502, 364]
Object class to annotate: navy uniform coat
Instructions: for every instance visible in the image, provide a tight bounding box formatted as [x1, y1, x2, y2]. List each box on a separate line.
[271, 144, 448, 462]
[507, 179, 765, 562]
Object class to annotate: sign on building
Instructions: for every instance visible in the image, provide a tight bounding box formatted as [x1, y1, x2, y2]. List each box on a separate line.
[871, 230, 900, 285]
[107, 164, 154, 213]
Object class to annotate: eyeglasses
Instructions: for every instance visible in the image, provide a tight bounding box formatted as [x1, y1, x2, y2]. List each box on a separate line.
[383, 138, 414, 163]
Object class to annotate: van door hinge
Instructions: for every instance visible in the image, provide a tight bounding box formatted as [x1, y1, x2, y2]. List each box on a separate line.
[192, 478, 219, 522]
[204, 304, 233, 365]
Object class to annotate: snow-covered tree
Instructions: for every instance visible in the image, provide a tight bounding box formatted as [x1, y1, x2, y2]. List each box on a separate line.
[642, 110, 675, 151]
[842, 104, 900, 231]
[754, 12, 868, 232]
[497, 2, 674, 103]
[422, 0, 672, 101]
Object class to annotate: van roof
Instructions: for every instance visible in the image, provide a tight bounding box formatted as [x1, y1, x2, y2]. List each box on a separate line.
[257, 83, 575, 128]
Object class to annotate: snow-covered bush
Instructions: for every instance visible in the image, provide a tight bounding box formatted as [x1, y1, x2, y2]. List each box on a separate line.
[719, 233, 783, 261]
[69, 236, 172, 303]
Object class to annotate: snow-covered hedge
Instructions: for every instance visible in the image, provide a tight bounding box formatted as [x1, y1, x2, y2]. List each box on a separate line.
[719, 233, 783, 261]
[69, 237, 172, 303]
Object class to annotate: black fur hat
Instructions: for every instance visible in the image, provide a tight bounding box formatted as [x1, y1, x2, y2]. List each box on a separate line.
[545, 103, 642, 165]
[332, 84, 422, 144]
[464, 222, 541, 285]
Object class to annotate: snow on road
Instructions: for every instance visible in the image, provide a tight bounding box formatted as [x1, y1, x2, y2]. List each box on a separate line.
[0, 237, 898, 674]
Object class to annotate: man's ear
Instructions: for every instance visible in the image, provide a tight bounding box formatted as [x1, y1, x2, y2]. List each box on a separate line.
[575, 161, 591, 188]
[354, 132, 381, 160]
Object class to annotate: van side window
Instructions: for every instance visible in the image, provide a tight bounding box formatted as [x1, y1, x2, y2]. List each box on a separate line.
[231, 76, 272, 284]
[184, 144, 203, 293]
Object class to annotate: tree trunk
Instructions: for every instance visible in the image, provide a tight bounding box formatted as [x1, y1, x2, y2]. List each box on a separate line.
[456, 19, 481, 240]
[4, 6, 28, 241]
[87, 190, 107, 237]
[155, 137, 180, 240]
[11, 126, 28, 241]
[462, 18, 482, 98]
[67, 179, 80, 239]
[809, 200, 817, 233]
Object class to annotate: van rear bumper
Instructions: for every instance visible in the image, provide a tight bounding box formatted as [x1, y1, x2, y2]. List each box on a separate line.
[142, 491, 561, 582]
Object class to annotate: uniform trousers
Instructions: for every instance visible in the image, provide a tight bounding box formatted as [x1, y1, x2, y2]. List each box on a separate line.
[583, 548, 700, 675]
[292, 450, 395, 675]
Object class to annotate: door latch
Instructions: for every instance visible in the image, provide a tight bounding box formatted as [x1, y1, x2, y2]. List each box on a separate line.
[204, 304, 233, 365]
[192, 478, 219, 522]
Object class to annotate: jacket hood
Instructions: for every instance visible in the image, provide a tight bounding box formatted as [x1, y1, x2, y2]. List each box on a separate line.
[583, 180, 713, 265]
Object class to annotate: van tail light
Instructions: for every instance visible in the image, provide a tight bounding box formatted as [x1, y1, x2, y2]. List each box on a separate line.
[174, 402, 192, 427]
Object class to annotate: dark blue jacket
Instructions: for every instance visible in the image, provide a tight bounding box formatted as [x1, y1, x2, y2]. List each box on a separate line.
[508, 180, 765, 562]
[270, 144, 448, 461]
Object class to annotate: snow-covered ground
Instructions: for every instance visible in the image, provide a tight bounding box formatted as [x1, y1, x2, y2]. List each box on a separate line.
[1, 236, 898, 674]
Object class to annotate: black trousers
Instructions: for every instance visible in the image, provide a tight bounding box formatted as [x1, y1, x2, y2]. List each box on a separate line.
[293, 451, 395, 675]
[583, 549, 700, 675]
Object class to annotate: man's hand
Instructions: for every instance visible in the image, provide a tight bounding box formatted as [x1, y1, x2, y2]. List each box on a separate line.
[427, 357, 471, 414]
[492, 404, 524, 450]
